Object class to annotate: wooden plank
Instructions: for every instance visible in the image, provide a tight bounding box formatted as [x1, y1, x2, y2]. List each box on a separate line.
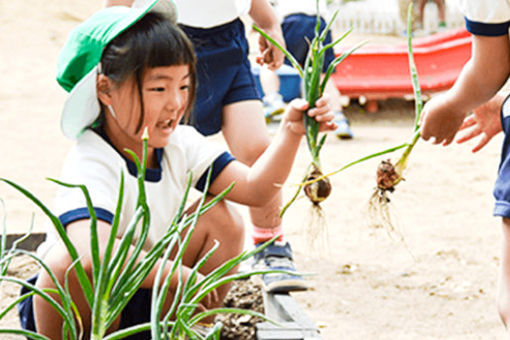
[257, 291, 322, 340]
[257, 321, 321, 340]
[1, 232, 46, 252]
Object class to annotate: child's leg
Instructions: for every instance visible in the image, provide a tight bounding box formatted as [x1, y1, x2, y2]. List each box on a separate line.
[32, 246, 70, 339]
[179, 198, 245, 307]
[417, 0, 427, 26]
[433, 0, 446, 24]
[222, 100, 283, 234]
[32, 201, 244, 338]
[259, 67, 281, 97]
[498, 217, 510, 327]
[222, 100, 307, 293]
[32, 244, 115, 340]
[259, 66, 285, 118]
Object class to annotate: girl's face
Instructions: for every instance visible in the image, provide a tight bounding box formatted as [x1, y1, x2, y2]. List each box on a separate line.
[105, 64, 191, 151]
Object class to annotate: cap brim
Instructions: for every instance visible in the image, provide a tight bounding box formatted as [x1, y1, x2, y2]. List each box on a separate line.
[60, 0, 177, 139]
[133, 0, 177, 23]
[61, 65, 101, 139]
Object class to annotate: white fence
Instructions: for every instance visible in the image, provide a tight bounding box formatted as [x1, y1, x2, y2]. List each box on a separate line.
[330, 0, 464, 35]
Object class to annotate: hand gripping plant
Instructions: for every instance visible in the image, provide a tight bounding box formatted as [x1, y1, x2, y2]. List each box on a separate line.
[0, 130, 281, 340]
[253, 4, 365, 214]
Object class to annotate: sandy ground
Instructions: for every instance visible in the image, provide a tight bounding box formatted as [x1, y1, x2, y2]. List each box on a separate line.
[0, 1, 508, 339]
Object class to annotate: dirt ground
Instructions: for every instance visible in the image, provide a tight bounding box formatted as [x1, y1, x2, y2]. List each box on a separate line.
[1, 1, 508, 339]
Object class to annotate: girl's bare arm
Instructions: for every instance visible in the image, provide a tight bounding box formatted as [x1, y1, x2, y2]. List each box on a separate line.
[209, 98, 335, 207]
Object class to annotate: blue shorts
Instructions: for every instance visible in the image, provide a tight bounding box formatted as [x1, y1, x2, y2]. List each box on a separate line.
[18, 275, 152, 339]
[281, 14, 335, 73]
[494, 94, 510, 218]
[180, 19, 261, 136]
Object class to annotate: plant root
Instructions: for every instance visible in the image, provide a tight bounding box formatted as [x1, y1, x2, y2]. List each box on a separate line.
[366, 188, 416, 260]
[305, 203, 330, 258]
[367, 188, 397, 232]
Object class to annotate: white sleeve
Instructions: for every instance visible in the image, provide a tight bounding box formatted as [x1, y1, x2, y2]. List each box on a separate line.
[170, 126, 233, 189]
[457, 0, 510, 24]
[53, 140, 122, 224]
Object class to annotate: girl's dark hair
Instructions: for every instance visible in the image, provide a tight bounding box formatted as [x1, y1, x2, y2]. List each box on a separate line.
[99, 12, 196, 131]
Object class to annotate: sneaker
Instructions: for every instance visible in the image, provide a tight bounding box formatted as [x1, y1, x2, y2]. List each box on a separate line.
[263, 93, 285, 122]
[437, 21, 447, 32]
[333, 111, 353, 139]
[252, 241, 308, 293]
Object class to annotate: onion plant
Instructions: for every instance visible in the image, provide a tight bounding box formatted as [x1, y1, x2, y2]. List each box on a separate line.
[279, 3, 424, 231]
[367, 3, 423, 232]
[0, 130, 280, 339]
[253, 2, 365, 210]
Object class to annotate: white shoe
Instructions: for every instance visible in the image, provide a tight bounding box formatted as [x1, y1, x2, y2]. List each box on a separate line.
[334, 111, 353, 139]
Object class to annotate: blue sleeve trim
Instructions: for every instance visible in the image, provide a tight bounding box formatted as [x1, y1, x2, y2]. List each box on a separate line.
[465, 17, 510, 36]
[195, 152, 235, 192]
[59, 207, 114, 228]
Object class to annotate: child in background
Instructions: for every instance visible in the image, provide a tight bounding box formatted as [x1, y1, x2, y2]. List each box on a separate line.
[420, 0, 510, 330]
[105, 0, 309, 293]
[417, 0, 447, 31]
[259, 0, 354, 139]
[17, 1, 335, 339]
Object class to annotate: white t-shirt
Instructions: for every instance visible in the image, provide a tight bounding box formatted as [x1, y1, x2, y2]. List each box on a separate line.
[38, 126, 234, 257]
[175, 0, 252, 28]
[458, 0, 510, 35]
[273, 0, 328, 20]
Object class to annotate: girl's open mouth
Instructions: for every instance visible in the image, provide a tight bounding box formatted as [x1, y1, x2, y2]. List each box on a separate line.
[157, 119, 175, 131]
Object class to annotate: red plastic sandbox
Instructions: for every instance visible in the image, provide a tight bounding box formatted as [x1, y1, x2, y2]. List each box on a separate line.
[332, 28, 472, 100]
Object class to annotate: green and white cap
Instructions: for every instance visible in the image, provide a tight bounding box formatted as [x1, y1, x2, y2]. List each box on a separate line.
[57, 0, 177, 139]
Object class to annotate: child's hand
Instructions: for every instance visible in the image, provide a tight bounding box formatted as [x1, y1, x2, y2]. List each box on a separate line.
[282, 96, 337, 135]
[420, 93, 467, 146]
[256, 26, 285, 70]
[193, 272, 219, 311]
[456, 94, 504, 152]
[173, 269, 219, 311]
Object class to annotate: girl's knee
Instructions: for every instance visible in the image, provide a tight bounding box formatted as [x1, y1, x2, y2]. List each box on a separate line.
[41, 245, 73, 278]
[499, 300, 510, 327]
[41, 244, 93, 283]
[209, 201, 245, 244]
[498, 288, 510, 327]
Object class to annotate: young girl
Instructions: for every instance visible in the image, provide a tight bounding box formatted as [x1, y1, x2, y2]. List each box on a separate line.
[105, 0, 307, 295]
[17, 1, 335, 339]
